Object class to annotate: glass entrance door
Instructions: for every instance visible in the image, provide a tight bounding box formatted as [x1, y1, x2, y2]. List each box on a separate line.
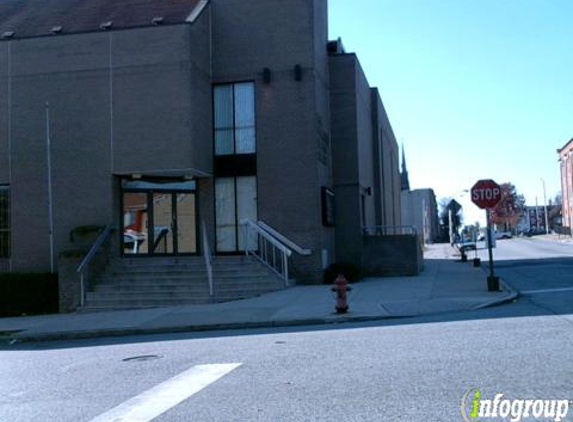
[121, 180, 197, 256]
[151, 193, 174, 254]
[175, 193, 197, 254]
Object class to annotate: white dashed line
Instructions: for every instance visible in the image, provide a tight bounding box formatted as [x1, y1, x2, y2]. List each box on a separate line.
[88, 363, 242, 422]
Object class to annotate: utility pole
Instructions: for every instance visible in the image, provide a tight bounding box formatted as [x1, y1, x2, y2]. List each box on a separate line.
[45, 102, 55, 273]
[535, 197, 539, 231]
[541, 178, 549, 234]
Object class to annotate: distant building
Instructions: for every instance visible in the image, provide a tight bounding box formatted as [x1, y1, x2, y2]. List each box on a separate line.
[557, 138, 573, 233]
[401, 188, 439, 244]
[516, 205, 562, 234]
[399, 150, 438, 243]
[400, 146, 410, 192]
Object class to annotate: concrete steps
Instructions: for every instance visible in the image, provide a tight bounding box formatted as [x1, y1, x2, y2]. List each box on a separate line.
[81, 255, 286, 311]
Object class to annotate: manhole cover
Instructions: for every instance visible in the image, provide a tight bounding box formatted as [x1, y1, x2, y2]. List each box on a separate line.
[122, 354, 163, 362]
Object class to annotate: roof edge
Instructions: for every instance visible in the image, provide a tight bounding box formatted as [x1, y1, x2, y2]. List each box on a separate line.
[186, 0, 209, 23]
[557, 137, 573, 154]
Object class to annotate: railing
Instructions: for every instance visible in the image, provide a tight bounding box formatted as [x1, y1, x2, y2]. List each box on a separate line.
[363, 225, 417, 236]
[257, 221, 312, 256]
[76, 224, 113, 307]
[201, 220, 214, 301]
[152, 228, 169, 253]
[242, 219, 292, 286]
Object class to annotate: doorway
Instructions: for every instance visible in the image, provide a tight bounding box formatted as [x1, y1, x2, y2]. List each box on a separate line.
[121, 179, 198, 256]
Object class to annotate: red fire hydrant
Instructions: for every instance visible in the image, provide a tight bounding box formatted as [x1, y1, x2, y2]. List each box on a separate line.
[331, 274, 352, 314]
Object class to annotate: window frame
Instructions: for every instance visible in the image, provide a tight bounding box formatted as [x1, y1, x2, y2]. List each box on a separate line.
[0, 185, 10, 259]
[213, 81, 256, 156]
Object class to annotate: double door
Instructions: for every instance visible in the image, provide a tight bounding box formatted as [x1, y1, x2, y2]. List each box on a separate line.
[122, 182, 197, 256]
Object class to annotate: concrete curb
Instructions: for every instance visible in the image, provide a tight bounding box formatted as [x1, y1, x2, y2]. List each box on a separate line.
[1, 290, 520, 344]
[471, 280, 519, 310]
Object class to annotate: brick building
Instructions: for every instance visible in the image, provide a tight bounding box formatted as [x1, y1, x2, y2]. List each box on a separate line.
[0, 0, 403, 310]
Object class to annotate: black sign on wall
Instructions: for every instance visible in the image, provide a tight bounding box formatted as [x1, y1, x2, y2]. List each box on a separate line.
[321, 187, 335, 227]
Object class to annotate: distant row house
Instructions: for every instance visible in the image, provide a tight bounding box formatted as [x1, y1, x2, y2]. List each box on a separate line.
[557, 138, 573, 234]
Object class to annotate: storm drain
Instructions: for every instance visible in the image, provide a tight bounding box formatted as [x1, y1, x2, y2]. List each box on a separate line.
[122, 354, 163, 362]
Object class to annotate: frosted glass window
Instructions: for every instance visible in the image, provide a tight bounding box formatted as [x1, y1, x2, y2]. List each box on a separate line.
[215, 178, 237, 252]
[237, 176, 258, 250]
[213, 82, 256, 155]
[234, 83, 256, 154]
[214, 85, 234, 155]
[0, 186, 9, 258]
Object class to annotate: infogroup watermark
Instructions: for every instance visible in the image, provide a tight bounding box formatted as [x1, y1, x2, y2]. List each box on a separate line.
[461, 389, 571, 422]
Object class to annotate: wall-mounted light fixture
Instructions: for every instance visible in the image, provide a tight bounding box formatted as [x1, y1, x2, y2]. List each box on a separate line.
[263, 68, 271, 84]
[294, 64, 302, 81]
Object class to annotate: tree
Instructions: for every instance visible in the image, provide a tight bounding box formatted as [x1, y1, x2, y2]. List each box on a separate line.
[437, 198, 463, 243]
[490, 183, 525, 232]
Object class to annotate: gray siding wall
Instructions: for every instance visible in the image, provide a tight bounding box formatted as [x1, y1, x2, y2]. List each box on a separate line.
[0, 43, 9, 184]
[329, 53, 376, 264]
[1, 22, 211, 271]
[370, 88, 384, 227]
[354, 60, 375, 230]
[401, 188, 438, 243]
[330, 54, 360, 264]
[211, 0, 331, 282]
[376, 91, 400, 227]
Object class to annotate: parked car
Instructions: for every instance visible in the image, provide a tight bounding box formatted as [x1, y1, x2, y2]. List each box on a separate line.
[525, 228, 546, 237]
[495, 231, 512, 240]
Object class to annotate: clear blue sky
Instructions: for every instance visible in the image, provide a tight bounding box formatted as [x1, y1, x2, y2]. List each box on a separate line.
[329, 0, 572, 224]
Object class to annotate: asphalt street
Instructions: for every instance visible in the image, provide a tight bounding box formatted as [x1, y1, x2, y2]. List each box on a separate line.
[1, 237, 572, 422]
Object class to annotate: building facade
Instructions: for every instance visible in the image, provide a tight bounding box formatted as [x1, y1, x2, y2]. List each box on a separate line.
[0, 0, 402, 293]
[558, 138, 573, 233]
[401, 189, 439, 244]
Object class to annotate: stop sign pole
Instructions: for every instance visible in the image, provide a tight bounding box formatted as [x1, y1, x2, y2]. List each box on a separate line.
[470, 179, 502, 291]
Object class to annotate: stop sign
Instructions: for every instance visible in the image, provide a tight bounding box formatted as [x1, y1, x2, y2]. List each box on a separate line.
[471, 179, 502, 209]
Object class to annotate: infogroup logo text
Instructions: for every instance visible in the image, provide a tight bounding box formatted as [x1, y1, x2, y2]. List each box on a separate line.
[461, 389, 570, 422]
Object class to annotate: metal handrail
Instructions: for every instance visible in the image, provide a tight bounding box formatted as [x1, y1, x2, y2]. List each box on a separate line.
[242, 220, 292, 255]
[152, 228, 169, 253]
[257, 220, 312, 256]
[242, 219, 292, 286]
[201, 220, 214, 301]
[76, 224, 113, 307]
[363, 225, 417, 236]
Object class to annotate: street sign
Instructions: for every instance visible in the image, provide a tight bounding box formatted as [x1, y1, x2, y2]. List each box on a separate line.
[471, 179, 502, 209]
[470, 178, 502, 291]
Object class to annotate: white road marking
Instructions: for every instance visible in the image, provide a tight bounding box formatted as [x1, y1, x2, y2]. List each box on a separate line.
[88, 363, 241, 422]
[521, 287, 573, 295]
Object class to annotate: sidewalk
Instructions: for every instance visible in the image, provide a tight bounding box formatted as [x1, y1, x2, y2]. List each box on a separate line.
[526, 233, 573, 244]
[0, 244, 517, 343]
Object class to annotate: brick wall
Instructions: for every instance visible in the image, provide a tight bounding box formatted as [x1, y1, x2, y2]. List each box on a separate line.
[362, 235, 422, 276]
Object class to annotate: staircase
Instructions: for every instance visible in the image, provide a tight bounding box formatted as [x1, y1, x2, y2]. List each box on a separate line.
[81, 255, 286, 312]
